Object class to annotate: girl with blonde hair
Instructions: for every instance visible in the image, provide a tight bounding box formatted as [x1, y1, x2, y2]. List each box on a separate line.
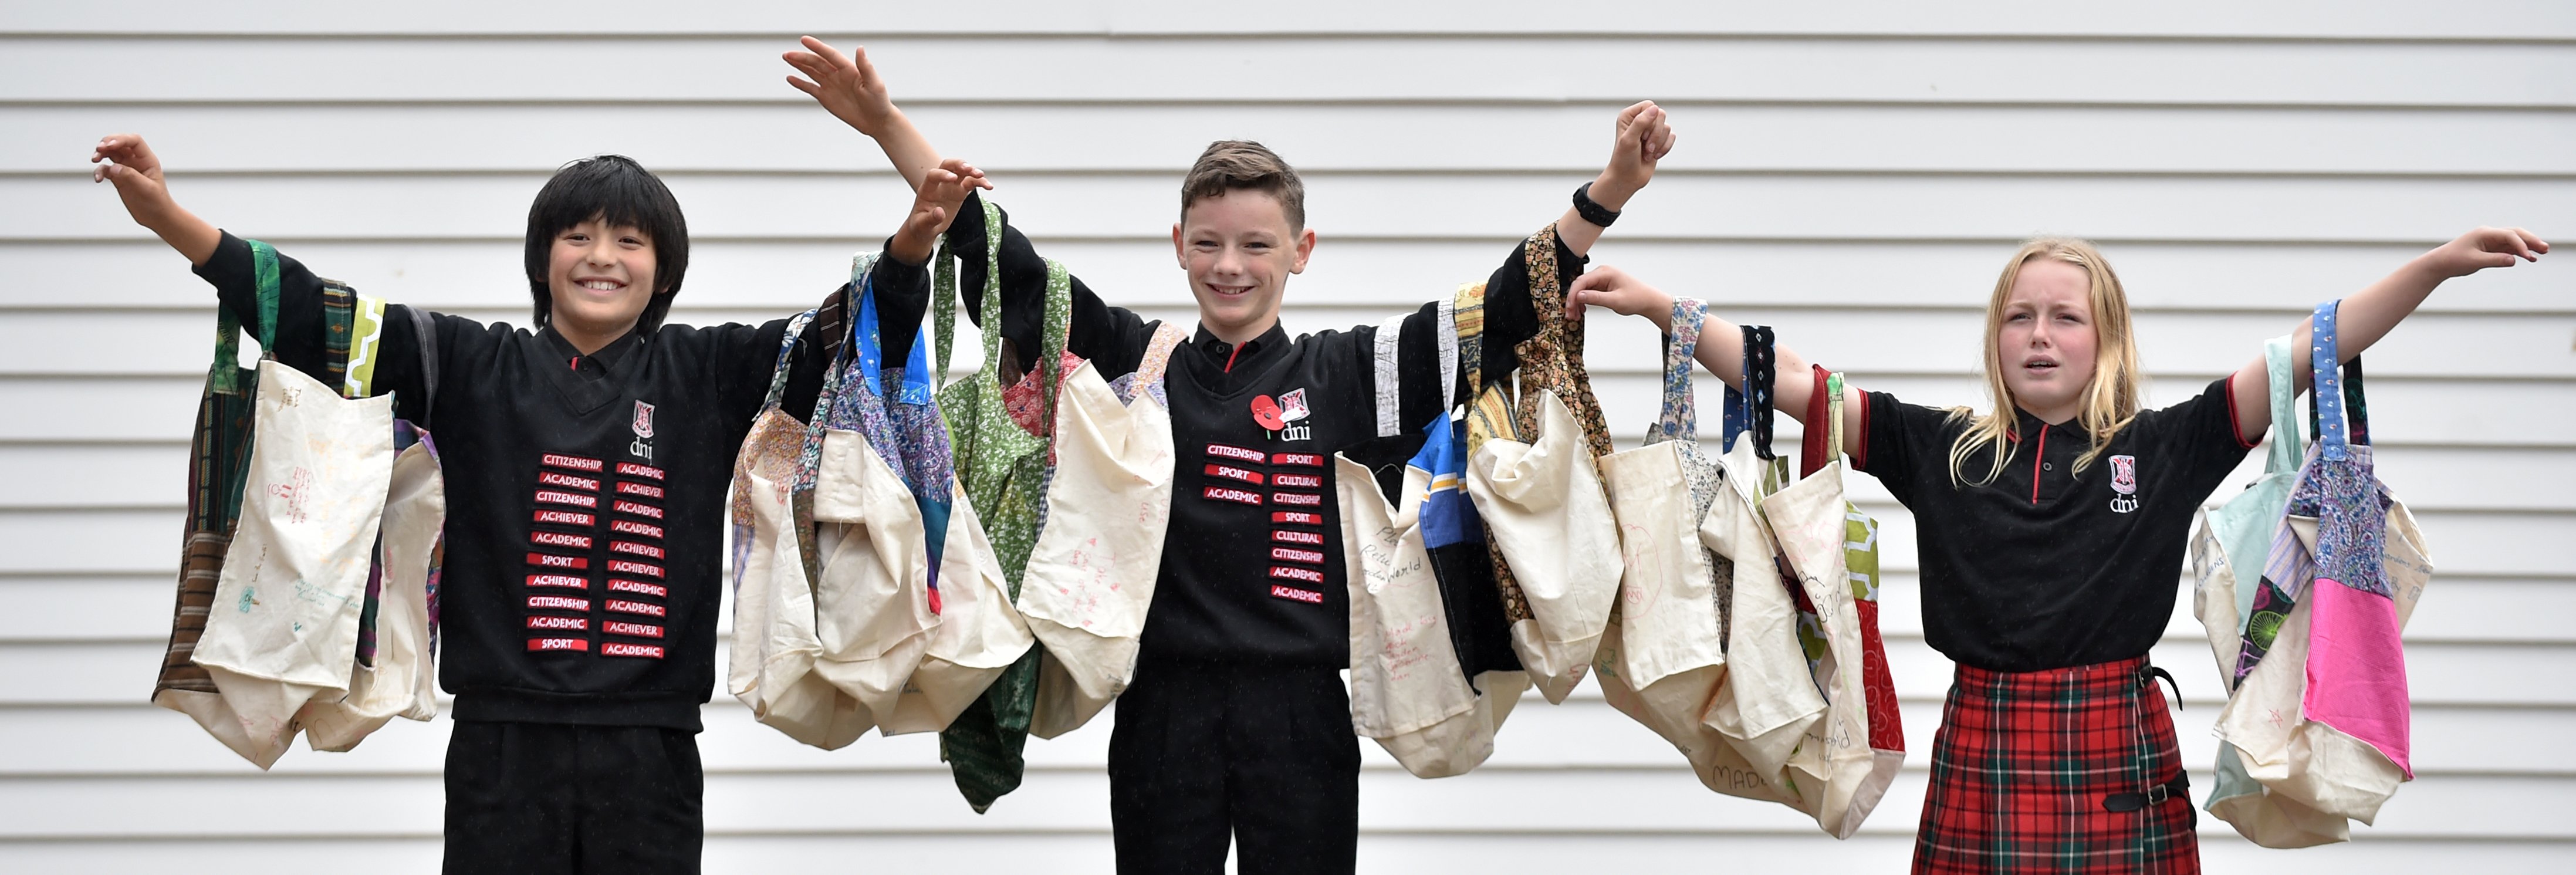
[1565, 226, 2545, 873]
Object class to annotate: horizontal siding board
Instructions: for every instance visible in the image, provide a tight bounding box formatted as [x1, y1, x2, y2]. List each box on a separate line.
[9, 305, 2567, 381]
[8, 1, 2576, 40]
[12, 173, 2574, 245]
[12, 239, 2570, 313]
[21, 103, 2576, 175]
[6, 836, 2575, 875]
[4, 487, 2566, 581]
[4, 768, 2569, 840]
[4, 367, 2570, 451]
[5, 834, 2571, 875]
[11, 695, 2572, 778]
[9, 36, 2576, 107]
[6, 634, 2567, 708]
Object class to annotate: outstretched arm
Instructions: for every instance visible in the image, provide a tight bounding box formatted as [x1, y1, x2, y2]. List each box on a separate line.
[1555, 101, 1675, 258]
[2227, 226, 2547, 444]
[785, 36, 953, 193]
[1566, 265, 1867, 456]
[92, 134, 220, 265]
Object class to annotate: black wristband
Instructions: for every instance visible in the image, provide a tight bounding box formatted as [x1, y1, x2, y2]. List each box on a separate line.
[1573, 181, 1621, 228]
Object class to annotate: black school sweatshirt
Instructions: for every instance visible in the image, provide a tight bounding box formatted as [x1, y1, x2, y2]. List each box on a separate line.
[907, 193, 1568, 668]
[197, 232, 927, 730]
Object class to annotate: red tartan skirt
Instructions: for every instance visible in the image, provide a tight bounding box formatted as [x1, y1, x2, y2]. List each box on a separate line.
[1914, 656, 2199, 874]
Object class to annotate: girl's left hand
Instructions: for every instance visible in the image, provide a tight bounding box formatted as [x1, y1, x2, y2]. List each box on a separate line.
[2422, 226, 2549, 278]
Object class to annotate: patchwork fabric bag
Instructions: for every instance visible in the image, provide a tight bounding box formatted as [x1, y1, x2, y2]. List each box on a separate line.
[728, 309, 881, 750]
[1699, 326, 1828, 796]
[1759, 367, 1902, 838]
[1020, 322, 1188, 741]
[2206, 302, 2430, 845]
[931, 205, 1070, 810]
[1338, 313, 1524, 778]
[1460, 224, 1623, 704]
[812, 258, 1028, 746]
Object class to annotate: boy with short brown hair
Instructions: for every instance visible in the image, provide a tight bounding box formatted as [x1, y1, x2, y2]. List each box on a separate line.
[785, 36, 1672, 873]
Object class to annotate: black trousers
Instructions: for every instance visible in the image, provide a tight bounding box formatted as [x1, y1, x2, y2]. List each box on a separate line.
[1109, 660, 1361, 875]
[444, 721, 704, 875]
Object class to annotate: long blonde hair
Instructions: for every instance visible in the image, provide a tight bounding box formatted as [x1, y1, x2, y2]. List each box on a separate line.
[1945, 238, 2145, 487]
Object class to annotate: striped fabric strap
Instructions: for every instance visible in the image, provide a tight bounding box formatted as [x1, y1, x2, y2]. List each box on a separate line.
[1374, 314, 1407, 437]
[1435, 298, 1459, 416]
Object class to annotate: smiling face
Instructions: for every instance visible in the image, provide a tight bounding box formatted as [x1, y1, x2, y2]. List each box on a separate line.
[546, 216, 658, 344]
[1173, 189, 1314, 344]
[1995, 257, 2099, 424]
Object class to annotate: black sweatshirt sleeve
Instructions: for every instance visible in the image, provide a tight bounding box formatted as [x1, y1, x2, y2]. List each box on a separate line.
[1376, 230, 1574, 434]
[194, 230, 449, 424]
[1337, 228, 1577, 445]
[762, 245, 930, 425]
[941, 191, 1157, 379]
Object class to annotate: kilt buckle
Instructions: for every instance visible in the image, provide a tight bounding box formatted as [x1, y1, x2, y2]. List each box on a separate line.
[2102, 773, 2190, 812]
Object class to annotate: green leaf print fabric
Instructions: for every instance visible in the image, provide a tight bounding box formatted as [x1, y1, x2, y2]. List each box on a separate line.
[935, 199, 1075, 812]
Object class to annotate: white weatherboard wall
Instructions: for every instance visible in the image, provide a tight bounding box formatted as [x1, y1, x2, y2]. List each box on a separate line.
[4, 2, 2573, 871]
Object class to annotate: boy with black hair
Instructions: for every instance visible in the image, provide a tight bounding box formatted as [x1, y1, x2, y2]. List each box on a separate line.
[92, 134, 981, 873]
[783, 38, 1673, 872]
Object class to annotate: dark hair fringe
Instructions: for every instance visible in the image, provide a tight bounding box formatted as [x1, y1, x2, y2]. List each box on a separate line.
[1180, 140, 1306, 231]
[523, 155, 689, 330]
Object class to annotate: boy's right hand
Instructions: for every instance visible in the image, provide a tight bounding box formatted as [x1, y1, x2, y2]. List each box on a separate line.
[92, 134, 177, 225]
[784, 36, 900, 137]
[890, 158, 993, 263]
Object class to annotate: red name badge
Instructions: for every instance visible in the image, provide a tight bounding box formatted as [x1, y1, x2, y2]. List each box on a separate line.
[601, 642, 665, 659]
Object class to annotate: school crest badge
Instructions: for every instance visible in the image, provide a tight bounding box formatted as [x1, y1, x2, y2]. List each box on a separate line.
[632, 400, 657, 439]
[1250, 388, 1314, 442]
[2108, 454, 2140, 513]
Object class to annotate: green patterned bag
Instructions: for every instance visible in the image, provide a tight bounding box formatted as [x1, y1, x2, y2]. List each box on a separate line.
[933, 200, 1075, 812]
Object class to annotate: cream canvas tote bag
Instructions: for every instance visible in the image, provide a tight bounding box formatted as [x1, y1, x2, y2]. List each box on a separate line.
[1759, 370, 1899, 839]
[303, 425, 444, 751]
[729, 309, 877, 749]
[192, 357, 396, 758]
[1020, 324, 1186, 739]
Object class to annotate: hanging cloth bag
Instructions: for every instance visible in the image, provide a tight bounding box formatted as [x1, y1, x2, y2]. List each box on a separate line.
[1020, 322, 1188, 741]
[1460, 224, 1623, 704]
[2192, 333, 2355, 846]
[1338, 312, 1523, 778]
[2209, 302, 2430, 843]
[1698, 325, 1830, 793]
[190, 242, 398, 765]
[927, 205, 1069, 809]
[728, 309, 880, 749]
[1593, 299, 1743, 778]
[1759, 367, 1901, 837]
[303, 302, 447, 751]
[807, 258, 1029, 746]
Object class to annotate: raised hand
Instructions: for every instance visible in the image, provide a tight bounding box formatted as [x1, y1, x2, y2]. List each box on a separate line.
[891, 158, 995, 263]
[91, 134, 176, 225]
[783, 36, 898, 137]
[90, 133, 218, 263]
[1594, 100, 1675, 208]
[2420, 226, 2549, 278]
